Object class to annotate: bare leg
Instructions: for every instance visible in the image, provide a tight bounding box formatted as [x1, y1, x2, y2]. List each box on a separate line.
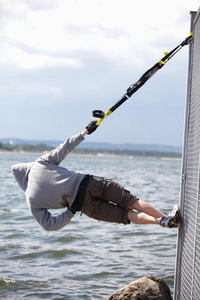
[129, 199, 165, 218]
[128, 210, 161, 225]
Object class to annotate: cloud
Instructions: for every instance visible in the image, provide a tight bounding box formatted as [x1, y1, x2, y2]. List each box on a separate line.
[1, 0, 199, 145]
[1, 39, 83, 69]
[1, 0, 198, 70]
[1, 80, 63, 100]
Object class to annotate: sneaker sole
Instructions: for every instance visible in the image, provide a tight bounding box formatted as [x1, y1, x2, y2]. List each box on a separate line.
[168, 206, 181, 228]
[177, 219, 182, 229]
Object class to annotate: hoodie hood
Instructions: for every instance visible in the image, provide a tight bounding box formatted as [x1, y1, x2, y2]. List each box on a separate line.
[11, 163, 34, 192]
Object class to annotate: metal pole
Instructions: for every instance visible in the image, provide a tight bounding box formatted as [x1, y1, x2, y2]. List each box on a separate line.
[173, 10, 196, 300]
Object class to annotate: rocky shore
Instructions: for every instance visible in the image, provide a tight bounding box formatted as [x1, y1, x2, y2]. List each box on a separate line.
[107, 276, 172, 300]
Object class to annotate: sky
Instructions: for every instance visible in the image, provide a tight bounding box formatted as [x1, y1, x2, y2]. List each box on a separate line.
[0, 0, 199, 147]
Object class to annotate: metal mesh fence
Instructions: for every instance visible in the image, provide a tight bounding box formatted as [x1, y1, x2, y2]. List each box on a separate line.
[174, 8, 200, 300]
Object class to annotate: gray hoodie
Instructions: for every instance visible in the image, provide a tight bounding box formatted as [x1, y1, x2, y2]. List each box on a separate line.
[11, 133, 86, 231]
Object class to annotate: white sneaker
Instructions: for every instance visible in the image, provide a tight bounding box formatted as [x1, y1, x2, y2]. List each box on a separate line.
[160, 205, 181, 228]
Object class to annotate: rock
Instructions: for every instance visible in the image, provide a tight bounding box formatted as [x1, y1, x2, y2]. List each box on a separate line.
[106, 276, 172, 300]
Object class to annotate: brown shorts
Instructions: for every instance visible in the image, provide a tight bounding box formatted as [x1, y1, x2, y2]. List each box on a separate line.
[80, 176, 139, 225]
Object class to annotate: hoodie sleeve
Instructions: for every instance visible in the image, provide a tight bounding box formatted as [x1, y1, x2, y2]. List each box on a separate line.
[38, 133, 85, 166]
[30, 207, 74, 231]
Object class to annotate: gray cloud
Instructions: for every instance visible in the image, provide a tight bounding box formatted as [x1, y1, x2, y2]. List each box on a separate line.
[0, 0, 195, 145]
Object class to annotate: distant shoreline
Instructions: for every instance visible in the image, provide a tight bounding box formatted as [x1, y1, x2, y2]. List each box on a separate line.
[0, 150, 182, 161]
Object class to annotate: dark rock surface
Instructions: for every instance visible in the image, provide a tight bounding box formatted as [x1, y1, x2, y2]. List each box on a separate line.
[106, 276, 173, 300]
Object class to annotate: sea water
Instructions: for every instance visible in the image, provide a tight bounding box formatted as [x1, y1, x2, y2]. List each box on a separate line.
[0, 152, 181, 299]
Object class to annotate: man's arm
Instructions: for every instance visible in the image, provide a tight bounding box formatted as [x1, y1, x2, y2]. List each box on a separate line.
[38, 133, 85, 165]
[31, 207, 74, 231]
[37, 123, 97, 166]
[81, 128, 89, 137]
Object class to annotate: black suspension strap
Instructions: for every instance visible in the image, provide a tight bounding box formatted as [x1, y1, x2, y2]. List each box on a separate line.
[92, 33, 193, 126]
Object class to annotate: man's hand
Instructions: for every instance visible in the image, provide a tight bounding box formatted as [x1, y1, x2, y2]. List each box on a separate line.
[86, 121, 98, 135]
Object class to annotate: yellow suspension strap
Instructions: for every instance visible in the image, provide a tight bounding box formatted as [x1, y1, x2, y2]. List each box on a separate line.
[94, 109, 112, 126]
[158, 32, 193, 65]
[92, 33, 193, 126]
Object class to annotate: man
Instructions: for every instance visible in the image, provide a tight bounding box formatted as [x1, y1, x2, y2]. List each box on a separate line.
[11, 121, 181, 231]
